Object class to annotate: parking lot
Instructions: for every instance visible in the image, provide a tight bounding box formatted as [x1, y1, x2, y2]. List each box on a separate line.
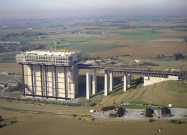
[92, 108, 187, 120]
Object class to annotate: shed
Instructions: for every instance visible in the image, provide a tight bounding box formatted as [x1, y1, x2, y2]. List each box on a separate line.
[145, 108, 154, 117]
[1, 72, 10, 76]
[0, 84, 5, 88]
[101, 106, 115, 111]
[161, 107, 170, 117]
[116, 108, 125, 117]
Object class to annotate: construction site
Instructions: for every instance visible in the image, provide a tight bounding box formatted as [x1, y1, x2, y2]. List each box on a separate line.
[16, 50, 81, 99]
[15, 40, 185, 101]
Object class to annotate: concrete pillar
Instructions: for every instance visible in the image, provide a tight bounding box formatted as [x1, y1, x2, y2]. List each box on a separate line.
[123, 74, 127, 91]
[109, 72, 113, 91]
[127, 74, 131, 87]
[86, 72, 91, 99]
[104, 73, 109, 96]
[92, 69, 97, 95]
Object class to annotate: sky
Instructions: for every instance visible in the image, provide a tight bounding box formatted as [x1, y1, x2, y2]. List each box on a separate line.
[0, 0, 187, 19]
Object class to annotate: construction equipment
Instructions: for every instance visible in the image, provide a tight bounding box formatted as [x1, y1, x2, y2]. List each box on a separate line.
[52, 41, 57, 52]
[52, 41, 80, 55]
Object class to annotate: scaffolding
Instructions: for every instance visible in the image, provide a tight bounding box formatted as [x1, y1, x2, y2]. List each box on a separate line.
[16, 51, 81, 66]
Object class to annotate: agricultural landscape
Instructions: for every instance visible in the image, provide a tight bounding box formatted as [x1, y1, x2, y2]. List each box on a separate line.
[0, 16, 187, 135]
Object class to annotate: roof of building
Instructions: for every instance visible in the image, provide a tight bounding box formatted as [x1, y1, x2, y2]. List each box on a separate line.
[23, 50, 80, 57]
[16, 50, 81, 66]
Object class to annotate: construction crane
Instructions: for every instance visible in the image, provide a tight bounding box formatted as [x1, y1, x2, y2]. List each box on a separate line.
[52, 41, 80, 55]
[52, 41, 57, 52]
[52, 41, 66, 55]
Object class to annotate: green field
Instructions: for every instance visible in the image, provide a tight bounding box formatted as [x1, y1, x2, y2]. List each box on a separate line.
[64, 37, 99, 43]
[118, 105, 160, 110]
[142, 55, 187, 62]
[0, 52, 20, 63]
[4, 36, 39, 42]
[114, 30, 166, 42]
[61, 44, 128, 52]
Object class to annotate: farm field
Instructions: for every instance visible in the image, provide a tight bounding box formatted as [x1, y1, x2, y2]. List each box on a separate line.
[0, 18, 187, 58]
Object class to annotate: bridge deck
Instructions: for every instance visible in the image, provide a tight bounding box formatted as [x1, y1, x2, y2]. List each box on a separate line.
[78, 64, 182, 78]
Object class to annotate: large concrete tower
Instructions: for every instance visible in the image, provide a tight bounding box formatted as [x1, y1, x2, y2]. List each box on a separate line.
[16, 50, 81, 99]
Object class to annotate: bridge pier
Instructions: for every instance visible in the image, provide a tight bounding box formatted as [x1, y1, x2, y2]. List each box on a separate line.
[127, 74, 131, 87]
[109, 72, 113, 91]
[104, 72, 109, 96]
[92, 69, 97, 95]
[123, 74, 127, 91]
[86, 72, 91, 99]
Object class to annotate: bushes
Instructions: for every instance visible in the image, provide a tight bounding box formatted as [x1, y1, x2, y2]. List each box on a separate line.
[139, 62, 159, 66]
[90, 103, 97, 107]
[149, 118, 155, 122]
[10, 120, 17, 124]
[0, 115, 4, 122]
[8, 82, 23, 91]
[91, 118, 95, 122]
[73, 114, 77, 117]
[170, 119, 182, 124]
[173, 52, 184, 60]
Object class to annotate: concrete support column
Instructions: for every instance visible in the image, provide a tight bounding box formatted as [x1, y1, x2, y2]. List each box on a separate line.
[104, 73, 109, 96]
[127, 74, 131, 87]
[92, 69, 97, 95]
[123, 74, 127, 92]
[86, 72, 91, 99]
[109, 72, 113, 91]
[22, 64, 26, 97]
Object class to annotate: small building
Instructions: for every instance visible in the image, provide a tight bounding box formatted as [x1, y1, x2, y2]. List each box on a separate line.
[171, 69, 180, 73]
[101, 106, 115, 111]
[161, 107, 170, 117]
[84, 60, 95, 65]
[108, 108, 125, 118]
[134, 60, 143, 63]
[116, 108, 125, 117]
[1, 72, 10, 76]
[145, 108, 154, 117]
[0, 84, 5, 88]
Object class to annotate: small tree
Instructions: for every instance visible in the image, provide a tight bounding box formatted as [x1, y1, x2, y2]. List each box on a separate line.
[174, 52, 184, 60]
[152, 28, 156, 34]
[184, 37, 187, 42]
[0, 115, 4, 122]
[157, 54, 160, 58]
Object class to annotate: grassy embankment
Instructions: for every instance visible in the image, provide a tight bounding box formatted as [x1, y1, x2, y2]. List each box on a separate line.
[84, 80, 187, 108]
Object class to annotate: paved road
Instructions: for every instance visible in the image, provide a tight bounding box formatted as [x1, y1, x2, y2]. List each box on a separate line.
[0, 82, 17, 97]
[92, 108, 187, 120]
[0, 87, 9, 97]
[86, 91, 104, 106]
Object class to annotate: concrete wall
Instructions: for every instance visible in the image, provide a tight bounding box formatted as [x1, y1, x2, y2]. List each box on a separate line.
[144, 75, 178, 86]
[24, 64, 78, 99]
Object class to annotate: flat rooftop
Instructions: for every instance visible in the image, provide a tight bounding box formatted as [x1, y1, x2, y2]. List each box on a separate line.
[16, 50, 81, 66]
[23, 50, 78, 57]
